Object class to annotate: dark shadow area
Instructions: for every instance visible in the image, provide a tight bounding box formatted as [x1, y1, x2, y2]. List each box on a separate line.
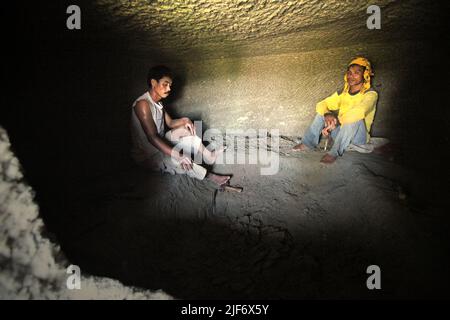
[385, 38, 450, 209]
[3, 1, 146, 229]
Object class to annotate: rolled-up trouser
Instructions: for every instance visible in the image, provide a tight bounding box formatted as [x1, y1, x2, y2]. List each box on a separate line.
[161, 129, 207, 180]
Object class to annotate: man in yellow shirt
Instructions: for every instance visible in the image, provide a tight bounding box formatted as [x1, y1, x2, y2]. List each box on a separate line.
[292, 57, 378, 164]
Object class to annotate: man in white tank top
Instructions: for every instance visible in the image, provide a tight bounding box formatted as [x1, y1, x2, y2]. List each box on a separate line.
[131, 65, 230, 186]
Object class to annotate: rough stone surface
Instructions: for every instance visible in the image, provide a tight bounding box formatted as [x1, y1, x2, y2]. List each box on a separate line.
[126, 40, 429, 138]
[0, 126, 171, 299]
[168, 42, 408, 137]
[92, 0, 440, 60]
[85, 0, 446, 137]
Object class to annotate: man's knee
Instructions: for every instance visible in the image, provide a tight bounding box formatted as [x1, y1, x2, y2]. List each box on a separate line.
[307, 113, 325, 132]
[313, 113, 325, 123]
[166, 128, 189, 143]
[340, 120, 364, 132]
[176, 135, 201, 154]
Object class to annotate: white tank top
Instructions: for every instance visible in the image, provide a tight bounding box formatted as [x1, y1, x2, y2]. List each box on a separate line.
[130, 92, 165, 163]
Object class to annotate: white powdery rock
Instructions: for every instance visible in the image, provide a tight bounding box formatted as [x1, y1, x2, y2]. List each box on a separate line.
[0, 126, 172, 300]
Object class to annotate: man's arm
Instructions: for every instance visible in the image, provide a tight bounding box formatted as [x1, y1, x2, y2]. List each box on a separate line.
[134, 100, 192, 170]
[316, 91, 341, 115]
[165, 112, 196, 135]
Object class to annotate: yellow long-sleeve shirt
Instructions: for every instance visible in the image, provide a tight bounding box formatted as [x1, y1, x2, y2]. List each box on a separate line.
[316, 88, 378, 142]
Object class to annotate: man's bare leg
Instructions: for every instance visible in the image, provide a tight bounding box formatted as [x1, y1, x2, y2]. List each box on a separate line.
[206, 172, 231, 186]
[292, 143, 309, 151]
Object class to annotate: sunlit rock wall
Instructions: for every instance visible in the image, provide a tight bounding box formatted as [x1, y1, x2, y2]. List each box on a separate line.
[93, 0, 444, 138]
[167, 43, 406, 137]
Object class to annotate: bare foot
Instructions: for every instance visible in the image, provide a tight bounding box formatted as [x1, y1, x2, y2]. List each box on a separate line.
[320, 153, 337, 164]
[292, 143, 309, 151]
[206, 173, 231, 186]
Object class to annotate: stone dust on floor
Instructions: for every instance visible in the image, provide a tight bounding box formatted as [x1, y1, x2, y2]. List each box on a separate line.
[56, 137, 450, 299]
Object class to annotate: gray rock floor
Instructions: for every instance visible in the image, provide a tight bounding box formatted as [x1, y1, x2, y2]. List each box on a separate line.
[52, 137, 450, 299]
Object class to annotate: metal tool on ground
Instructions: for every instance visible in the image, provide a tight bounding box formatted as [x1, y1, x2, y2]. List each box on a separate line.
[323, 135, 332, 151]
[219, 182, 243, 193]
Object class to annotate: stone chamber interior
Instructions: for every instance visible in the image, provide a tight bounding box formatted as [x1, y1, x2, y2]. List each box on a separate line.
[2, 0, 450, 299]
